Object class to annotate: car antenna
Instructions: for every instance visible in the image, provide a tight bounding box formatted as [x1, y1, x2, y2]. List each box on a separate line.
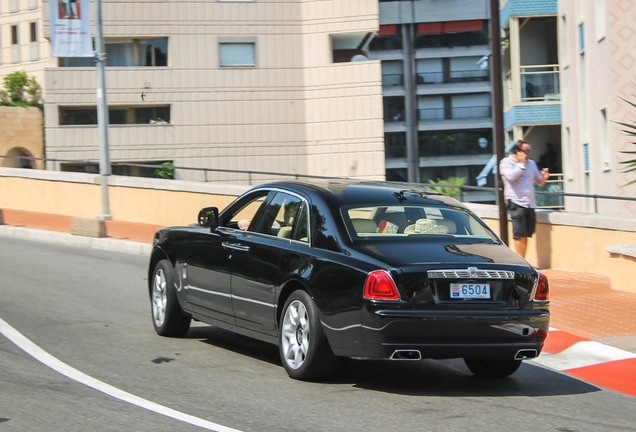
[393, 190, 408, 202]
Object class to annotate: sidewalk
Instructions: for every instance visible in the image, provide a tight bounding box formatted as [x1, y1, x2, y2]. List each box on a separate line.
[1, 208, 636, 395]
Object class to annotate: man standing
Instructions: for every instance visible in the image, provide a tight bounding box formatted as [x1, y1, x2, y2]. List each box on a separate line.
[499, 140, 550, 257]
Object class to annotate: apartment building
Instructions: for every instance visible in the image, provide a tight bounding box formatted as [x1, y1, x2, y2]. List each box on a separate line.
[369, 0, 495, 201]
[0, 0, 54, 86]
[3, 0, 385, 182]
[1, 1, 633, 215]
[500, 0, 562, 208]
[557, 0, 635, 217]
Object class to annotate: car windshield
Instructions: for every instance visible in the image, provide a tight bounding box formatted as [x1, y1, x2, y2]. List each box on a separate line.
[343, 205, 498, 242]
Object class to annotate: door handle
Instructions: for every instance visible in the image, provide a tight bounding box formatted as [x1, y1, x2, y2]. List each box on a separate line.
[222, 242, 250, 252]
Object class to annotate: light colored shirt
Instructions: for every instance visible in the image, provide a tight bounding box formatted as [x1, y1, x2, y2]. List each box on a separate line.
[499, 155, 543, 208]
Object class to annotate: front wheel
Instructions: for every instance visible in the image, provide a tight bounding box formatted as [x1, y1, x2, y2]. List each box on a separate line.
[464, 358, 522, 378]
[279, 290, 339, 381]
[150, 259, 191, 337]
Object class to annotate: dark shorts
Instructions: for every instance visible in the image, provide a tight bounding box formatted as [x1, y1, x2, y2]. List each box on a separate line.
[508, 201, 536, 239]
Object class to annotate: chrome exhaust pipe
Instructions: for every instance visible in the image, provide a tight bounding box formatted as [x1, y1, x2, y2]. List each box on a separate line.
[390, 350, 422, 360]
[514, 349, 538, 360]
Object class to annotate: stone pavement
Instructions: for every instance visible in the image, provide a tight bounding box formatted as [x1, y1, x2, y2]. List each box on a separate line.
[1, 208, 635, 396]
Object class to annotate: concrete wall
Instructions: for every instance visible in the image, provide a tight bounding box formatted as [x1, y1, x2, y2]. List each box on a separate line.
[471, 203, 636, 294]
[1, 167, 634, 293]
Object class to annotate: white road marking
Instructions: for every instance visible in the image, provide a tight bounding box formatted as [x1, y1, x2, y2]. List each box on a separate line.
[0, 317, 242, 432]
[533, 340, 636, 371]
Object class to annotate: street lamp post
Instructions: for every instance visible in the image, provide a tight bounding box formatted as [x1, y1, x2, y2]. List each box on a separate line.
[95, 0, 111, 220]
[489, 0, 508, 244]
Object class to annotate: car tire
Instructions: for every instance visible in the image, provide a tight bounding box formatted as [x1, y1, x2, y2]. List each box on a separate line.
[279, 290, 339, 381]
[150, 259, 191, 337]
[464, 358, 522, 378]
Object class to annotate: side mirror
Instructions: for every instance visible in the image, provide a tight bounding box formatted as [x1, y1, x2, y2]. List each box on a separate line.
[197, 207, 219, 230]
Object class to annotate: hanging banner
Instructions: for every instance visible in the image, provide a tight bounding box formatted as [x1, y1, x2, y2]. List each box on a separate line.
[50, 0, 93, 57]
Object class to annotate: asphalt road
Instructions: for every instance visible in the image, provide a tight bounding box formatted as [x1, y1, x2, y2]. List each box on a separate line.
[1, 237, 635, 432]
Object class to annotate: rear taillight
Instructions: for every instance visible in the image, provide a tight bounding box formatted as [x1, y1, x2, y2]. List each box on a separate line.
[534, 272, 550, 301]
[363, 270, 401, 301]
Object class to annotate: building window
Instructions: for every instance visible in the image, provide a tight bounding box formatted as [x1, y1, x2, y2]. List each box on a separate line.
[414, 20, 488, 49]
[578, 23, 585, 53]
[369, 25, 402, 51]
[418, 130, 493, 157]
[600, 108, 610, 171]
[59, 106, 171, 125]
[11, 25, 19, 45]
[385, 132, 407, 158]
[384, 97, 405, 122]
[59, 38, 168, 67]
[61, 160, 173, 178]
[382, 61, 404, 86]
[30, 22, 37, 42]
[219, 42, 255, 67]
[582, 143, 590, 173]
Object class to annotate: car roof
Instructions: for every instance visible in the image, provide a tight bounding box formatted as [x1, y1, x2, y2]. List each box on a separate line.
[256, 180, 467, 209]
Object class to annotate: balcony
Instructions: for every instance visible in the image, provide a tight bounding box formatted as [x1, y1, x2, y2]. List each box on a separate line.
[416, 70, 489, 85]
[521, 64, 560, 102]
[418, 105, 491, 122]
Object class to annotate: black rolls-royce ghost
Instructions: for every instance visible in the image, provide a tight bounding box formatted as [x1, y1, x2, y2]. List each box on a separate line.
[148, 181, 549, 381]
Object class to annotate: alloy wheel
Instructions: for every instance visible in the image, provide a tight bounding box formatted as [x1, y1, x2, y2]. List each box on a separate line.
[152, 268, 167, 327]
[281, 300, 310, 369]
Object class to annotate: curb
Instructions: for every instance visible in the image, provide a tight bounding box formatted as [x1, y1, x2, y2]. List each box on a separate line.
[0, 225, 151, 256]
[533, 328, 636, 397]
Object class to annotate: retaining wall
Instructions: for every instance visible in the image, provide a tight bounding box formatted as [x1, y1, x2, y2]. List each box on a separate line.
[1, 167, 634, 293]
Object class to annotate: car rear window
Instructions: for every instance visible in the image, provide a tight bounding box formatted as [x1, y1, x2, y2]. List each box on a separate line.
[344, 205, 497, 241]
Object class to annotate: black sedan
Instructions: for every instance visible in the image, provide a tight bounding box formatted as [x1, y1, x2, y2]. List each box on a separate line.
[148, 181, 549, 381]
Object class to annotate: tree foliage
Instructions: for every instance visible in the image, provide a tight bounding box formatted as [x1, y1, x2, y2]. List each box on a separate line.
[0, 71, 42, 108]
[617, 98, 636, 186]
[427, 177, 467, 199]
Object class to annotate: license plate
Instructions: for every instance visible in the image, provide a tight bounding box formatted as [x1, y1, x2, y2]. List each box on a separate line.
[450, 283, 490, 299]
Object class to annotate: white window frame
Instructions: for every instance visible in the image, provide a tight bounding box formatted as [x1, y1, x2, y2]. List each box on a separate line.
[219, 39, 256, 67]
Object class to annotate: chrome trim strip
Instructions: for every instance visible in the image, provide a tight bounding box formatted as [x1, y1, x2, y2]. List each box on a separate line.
[426, 269, 515, 279]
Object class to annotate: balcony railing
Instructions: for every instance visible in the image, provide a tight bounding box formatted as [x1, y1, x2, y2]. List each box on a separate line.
[521, 64, 560, 102]
[382, 73, 404, 87]
[3, 155, 636, 214]
[416, 70, 489, 85]
[418, 106, 491, 121]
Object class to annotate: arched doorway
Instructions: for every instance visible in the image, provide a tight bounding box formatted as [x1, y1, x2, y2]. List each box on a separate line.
[3, 148, 35, 169]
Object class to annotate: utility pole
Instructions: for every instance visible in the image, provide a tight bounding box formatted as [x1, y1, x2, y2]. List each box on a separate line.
[489, 0, 508, 244]
[95, 0, 111, 219]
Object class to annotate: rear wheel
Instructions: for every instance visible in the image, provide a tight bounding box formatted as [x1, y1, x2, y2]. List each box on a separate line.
[464, 358, 522, 378]
[150, 259, 191, 337]
[279, 290, 339, 381]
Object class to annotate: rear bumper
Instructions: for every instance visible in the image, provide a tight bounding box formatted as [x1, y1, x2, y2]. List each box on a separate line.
[355, 307, 550, 360]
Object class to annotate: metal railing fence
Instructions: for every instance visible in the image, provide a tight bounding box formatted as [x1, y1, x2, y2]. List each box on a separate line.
[2, 154, 635, 213]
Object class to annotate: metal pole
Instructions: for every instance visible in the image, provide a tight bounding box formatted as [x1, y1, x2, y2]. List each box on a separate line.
[95, 0, 111, 219]
[489, 0, 508, 244]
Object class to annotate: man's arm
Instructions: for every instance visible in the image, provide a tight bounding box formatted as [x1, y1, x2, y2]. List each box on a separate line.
[499, 156, 525, 182]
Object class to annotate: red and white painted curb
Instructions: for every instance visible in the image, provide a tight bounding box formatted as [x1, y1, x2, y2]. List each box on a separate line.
[532, 328, 636, 397]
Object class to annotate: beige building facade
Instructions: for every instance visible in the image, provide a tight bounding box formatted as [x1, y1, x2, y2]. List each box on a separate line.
[558, 0, 635, 217]
[0, 0, 54, 88]
[38, 0, 385, 182]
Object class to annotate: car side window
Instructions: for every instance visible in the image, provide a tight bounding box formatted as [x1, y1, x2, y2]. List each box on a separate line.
[224, 193, 268, 230]
[293, 202, 309, 243]
[251, 192, 304, 238]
